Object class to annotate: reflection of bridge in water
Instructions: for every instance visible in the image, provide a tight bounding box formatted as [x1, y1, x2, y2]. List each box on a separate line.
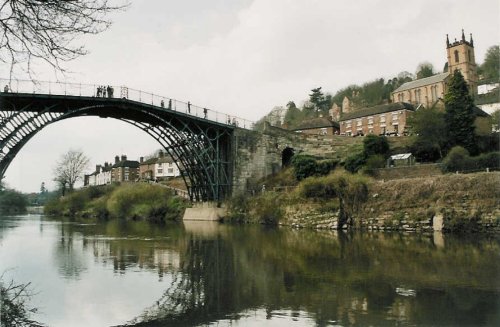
[0, 79, 254, 202]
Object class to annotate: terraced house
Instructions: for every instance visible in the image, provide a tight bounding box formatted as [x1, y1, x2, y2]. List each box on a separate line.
[339, 102, 415, 136]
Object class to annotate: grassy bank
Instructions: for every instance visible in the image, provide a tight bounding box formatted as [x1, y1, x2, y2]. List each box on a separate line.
[44, 183, 187, 223]
[226, 168, 500, 233]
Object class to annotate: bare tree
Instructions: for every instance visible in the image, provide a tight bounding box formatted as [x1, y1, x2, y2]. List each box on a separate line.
[53, 149, 90, 195]
[0, 0, 129, 77]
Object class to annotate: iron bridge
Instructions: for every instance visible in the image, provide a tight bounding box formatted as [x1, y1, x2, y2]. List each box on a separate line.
[0, 79, 254, 202]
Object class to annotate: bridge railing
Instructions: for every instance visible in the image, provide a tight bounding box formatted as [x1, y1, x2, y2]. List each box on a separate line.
[0, 78, 255, 129]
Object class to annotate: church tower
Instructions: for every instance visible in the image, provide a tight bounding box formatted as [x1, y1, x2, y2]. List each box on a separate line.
[446, 29, 478, 95]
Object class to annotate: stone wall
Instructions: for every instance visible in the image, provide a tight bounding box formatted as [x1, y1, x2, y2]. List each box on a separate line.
[232, 124, 363, 194]
[280, 173, 500, 233]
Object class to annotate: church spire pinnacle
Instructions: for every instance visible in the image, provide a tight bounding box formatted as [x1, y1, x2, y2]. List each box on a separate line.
[446, 34, 450, 47]
[461, 29, 466, 42]
[470, 33, 474, 46]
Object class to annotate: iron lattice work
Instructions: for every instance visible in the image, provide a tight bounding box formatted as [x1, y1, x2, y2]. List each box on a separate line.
[0, 92, 237, 202]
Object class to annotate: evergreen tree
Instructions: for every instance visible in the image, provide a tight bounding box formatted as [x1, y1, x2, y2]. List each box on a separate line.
[444, 70, 477, 154]
[308, 87, 329, 115]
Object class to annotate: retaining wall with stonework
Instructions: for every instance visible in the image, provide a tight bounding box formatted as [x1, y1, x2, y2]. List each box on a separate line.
[280, 172, 500, 233]
[232, 124, 363, 193]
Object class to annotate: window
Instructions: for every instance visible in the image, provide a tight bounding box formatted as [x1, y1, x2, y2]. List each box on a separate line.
[124, 173, 129, 181]
[157, 168, 163, 174]
[368, 117, 373, 125]
[454, 50, 459, 63]
[380, 115, 386, 123]
[168, 168, 174, 174]
[356, 119, 362, 126]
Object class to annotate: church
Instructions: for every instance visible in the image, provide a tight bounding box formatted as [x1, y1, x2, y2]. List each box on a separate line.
[391, 29, 478, 107]
[337, 30, 479, 136]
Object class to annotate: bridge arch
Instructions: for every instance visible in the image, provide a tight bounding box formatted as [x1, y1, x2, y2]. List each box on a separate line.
[0, 93, 235, 202]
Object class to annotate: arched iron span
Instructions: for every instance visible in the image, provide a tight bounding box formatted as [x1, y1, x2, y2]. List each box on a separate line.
[0, 92, 240, 202]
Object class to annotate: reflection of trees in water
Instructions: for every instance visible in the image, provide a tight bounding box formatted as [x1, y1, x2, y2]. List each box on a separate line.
[50, 219, 500, 326]
[125, 228, 500, 326]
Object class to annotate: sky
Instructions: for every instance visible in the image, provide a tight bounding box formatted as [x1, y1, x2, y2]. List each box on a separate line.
[1, 0, 499, 193]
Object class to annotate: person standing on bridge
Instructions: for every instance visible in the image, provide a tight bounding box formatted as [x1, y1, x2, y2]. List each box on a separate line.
[203, 108, 208, 118]
[3, 85, 9, 92]
[187, 101, 191, 114]
[168, 99, 172, 110]
[102, 86, 107, 98]
[161, 100, 165, 108]
[96, 86, 101, 97]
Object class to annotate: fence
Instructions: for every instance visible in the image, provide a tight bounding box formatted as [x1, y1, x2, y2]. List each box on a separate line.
[0, 78, 254, 129]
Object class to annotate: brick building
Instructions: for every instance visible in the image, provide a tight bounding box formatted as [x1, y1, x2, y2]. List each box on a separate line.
[292, 117, 340, 136]
[339, 102, 415, 136]
[111, 155, 139, 182]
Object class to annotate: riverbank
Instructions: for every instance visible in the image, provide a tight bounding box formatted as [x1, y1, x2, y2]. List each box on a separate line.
[44, 183, 187, 223]
[225, 171, 500, 233]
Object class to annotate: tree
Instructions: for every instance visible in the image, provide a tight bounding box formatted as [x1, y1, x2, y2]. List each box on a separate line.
[0, 0, 128, 76]
[363, 134, 390, 158]
[478, 45, 500, 82]
[308, 87, 330, 115]
[53, 150, 90, 195]
[416, 62, 435, 79]
[408, 106, 447, 160]
[444, 70, 477, 154]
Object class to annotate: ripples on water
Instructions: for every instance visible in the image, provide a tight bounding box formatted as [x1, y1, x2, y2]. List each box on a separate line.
[0, 214, 499, 326]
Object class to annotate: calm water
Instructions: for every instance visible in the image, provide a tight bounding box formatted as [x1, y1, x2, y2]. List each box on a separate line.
[0, 214, 499, 326]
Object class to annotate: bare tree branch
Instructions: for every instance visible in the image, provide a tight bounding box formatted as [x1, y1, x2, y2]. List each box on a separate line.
[53, 149, 90, 195]
[0, 0, 129, 78]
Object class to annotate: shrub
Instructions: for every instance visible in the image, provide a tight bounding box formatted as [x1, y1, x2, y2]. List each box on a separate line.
[315, 160, 338, 176]
[291, 155, 318, 180]
[363, 154, 386, 176]
[251, 192, 283, 226]
[297, 175, 336, 200]
[441, 146, 471, 172]
[226, 192, 251, 222]
[0, 189, 28, 214]
[442, 146, 500, 173]
[106, 183, 183, 221]
[344, 152, 366, 173]
[363, 134, 390, 157]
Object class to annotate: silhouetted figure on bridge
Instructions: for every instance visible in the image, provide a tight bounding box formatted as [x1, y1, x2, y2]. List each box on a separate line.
[102, 86, 107, 98]
[203, 108, 208, 118]
[161, 100, 165, 108]
[96, 86, 101, 97]
[107, 85, 113, 98]
[168, 99, 172, 110]
[187, 101, 191, 114]
[3, 85, 9, 92]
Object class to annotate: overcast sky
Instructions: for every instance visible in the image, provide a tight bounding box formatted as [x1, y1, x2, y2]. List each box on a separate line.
[2, 0, 499, 193]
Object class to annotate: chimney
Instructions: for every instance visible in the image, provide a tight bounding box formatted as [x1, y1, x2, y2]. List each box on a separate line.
[96, 165, 101, 173]
[158, 150, 164, 158]
[115, 155, 119, 164]
[121, 155, 127, 161]
[140, 156, 144, 163]
[104, 162, 108, 168]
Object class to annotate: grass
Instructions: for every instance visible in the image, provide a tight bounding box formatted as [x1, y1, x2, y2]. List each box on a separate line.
[44, 183, 187, 223]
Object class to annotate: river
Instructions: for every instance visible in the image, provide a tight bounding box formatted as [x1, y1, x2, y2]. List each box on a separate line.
[0, 214, 499, 326]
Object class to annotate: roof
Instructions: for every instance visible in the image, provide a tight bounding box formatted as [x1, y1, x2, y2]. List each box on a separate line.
[292, 117, 339, 130]
[473, 106, 489, 117]
[391, 153, 413, 160]
[112, 160, 139, 168]
[393, 72, 449, 93]
[340, 102, 415, 121]
[157, 156, 175, 164]
[140, 157, 157, 165]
